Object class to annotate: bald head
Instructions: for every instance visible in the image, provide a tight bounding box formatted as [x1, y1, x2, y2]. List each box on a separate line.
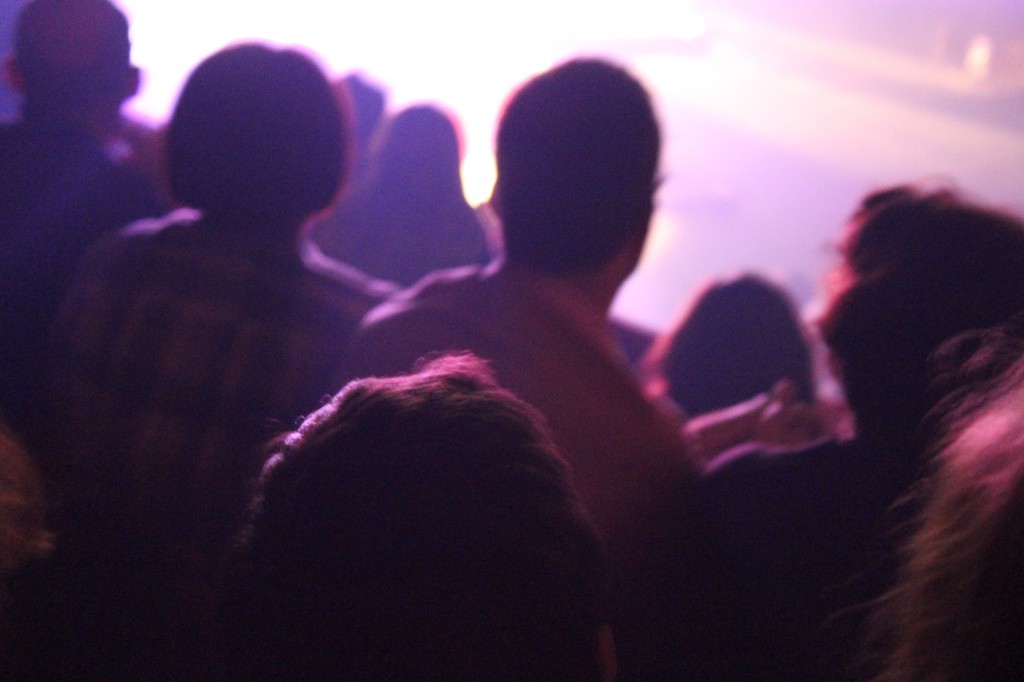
[10, 0, 137, 120]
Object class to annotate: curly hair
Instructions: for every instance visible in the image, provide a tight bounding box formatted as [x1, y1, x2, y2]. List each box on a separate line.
[221, 354, 608, 680]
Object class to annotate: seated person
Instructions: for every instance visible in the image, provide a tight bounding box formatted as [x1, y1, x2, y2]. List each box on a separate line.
[221, 354, 613, 681]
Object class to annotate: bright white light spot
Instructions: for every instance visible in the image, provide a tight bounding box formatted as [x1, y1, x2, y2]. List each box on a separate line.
[117, 0, 705, 204]
[965, 34, 994, 81]
[639, 210, 684, 268]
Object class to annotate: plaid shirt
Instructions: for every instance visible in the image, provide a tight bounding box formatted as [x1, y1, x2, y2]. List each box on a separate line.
[53, 211, 394, 548]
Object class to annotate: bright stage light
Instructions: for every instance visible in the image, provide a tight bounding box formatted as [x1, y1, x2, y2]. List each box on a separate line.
[118, 0, 707, 205]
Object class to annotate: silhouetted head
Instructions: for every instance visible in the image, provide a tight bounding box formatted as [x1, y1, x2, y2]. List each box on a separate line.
[222, 354, 610, 681]
[8, 0, 138, 123]
[370, 104, 466, 200]
[495, 58, 660, 275]
[645, 274, 814, 416]
[820, 184, 1024, 445]
[167, 43, 347, 228]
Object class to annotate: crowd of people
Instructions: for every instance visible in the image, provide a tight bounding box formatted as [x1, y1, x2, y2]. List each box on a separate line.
[3, 0, 1024, 679]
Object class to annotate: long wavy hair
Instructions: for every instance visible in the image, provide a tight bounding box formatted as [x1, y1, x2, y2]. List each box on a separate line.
[872, 320, 1024, 681]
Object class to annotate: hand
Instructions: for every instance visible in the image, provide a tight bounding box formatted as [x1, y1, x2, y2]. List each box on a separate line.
[751, 380, 827, 448]
[684, 380, 826, 462]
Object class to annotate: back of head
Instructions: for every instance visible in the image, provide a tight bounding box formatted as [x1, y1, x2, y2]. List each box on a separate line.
[648, 274, 814, 415]
[12, 0, 134, 121]
[167, 43, 347, 226]
[820, 185, 1024, 445]
[371, 104, 465, 200]
[496, 58, 660, 274]
[874, 324, 1024, 682]
[222, 354, 608, 681]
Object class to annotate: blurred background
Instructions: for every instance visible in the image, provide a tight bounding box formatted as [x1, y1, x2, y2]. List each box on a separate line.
[3, 0, 1023, 329]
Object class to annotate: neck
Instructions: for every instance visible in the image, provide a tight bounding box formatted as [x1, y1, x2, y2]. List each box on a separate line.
[204, 210, 306, 244]
[557, 267, 623, 316]
[501, 259, 626, 318]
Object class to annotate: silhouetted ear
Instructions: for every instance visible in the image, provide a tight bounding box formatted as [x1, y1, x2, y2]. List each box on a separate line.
[597, 625, 617, 682]
[4, 56, 24, 94]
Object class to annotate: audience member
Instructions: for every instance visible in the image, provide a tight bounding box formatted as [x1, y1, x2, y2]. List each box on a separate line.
[872, 319, 1024, 682]
[644, 273, 816, 417]
[313, 103, 491, 285]
[672, 185, 1024, 680]
[57, 39, 398, 551]
[349, 59, 695, 675]
[25, 43, 393, 679]
[352, 57, 696, 546]
[221, 354, 613, 681]
[0, 0, 162, 447]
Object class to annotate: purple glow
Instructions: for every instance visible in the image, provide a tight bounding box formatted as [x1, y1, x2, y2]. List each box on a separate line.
[11, 1, 1023, 329]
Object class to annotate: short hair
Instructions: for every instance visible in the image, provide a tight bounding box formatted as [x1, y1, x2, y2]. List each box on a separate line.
[221, 354, 608, 680]
[495, 58, 660, 274]
[13, 0, 134, 114]
[167, 43, 347, 223]
[819, 184, 1024, 442]
[645, 274, 815, 416]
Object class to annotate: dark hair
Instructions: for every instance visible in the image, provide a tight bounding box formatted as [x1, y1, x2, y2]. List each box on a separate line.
[13, 0, 133, 114]
[370, 104, 465, 200]
[645, 274, 815, 416]
[337, 72, 386, 162]
[872, 325, 1024, 681]
[167, 43, 347, 224]
[820, 184, 1024, 444]
[221, 354, 608, 680]
[495, 58, 660, 274]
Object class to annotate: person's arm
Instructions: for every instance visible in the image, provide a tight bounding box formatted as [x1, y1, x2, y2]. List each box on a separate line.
[684, 380, 826, 462]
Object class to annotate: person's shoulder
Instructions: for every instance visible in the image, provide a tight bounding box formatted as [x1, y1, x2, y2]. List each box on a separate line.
[300, 238, 400, 300]
[349, 266, 489, 381]
[106, 207, 199, 248]
[360, 264, 486, 330]
[76, 208, 198, 272]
